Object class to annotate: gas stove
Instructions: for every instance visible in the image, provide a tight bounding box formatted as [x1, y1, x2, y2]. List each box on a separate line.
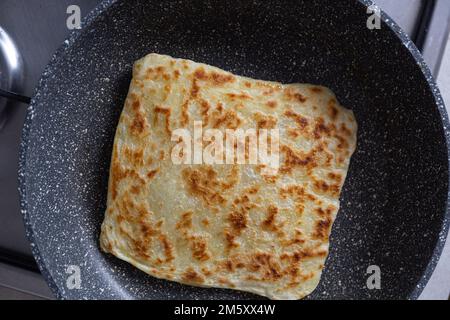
[0, 0, 449, 299]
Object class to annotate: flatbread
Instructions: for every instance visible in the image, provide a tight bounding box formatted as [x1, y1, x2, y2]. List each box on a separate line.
[100, 53, 357, 299]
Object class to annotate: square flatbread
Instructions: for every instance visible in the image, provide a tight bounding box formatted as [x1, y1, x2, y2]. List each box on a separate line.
[100, 53, 357, 300]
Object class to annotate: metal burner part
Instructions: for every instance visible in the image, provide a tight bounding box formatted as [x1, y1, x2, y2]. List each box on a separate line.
[0, 26, 24, 130]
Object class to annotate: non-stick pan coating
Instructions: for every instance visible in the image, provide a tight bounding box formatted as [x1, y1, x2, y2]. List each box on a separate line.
[19, 0, 450, 299]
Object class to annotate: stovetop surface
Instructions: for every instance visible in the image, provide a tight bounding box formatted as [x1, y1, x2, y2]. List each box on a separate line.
[0, 0, 449, 299]
[0, 0, 101, 258]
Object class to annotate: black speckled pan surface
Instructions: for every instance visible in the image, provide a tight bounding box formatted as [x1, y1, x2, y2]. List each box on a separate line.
[19, 0, 450, 300]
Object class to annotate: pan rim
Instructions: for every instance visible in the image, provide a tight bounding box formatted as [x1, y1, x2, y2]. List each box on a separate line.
[357, 0, 450, 300]
[18, 0, 450, 300]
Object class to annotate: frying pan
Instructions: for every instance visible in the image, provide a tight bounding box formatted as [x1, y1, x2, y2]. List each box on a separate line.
[18, 0, 450, 299]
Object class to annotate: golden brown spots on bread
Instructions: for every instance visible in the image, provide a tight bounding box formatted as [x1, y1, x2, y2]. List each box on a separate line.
[146, 155, 153, 166]
[163, 84, 172, 99]
[175, 212, 211, 261]
[189, 236, 210, 261]
[129, 92, 140, 108]
[226, 92, 252, 101]
[255, 82, 282, 94]
[123, 147, 144, 167]
[182, 268, 204, 283]
[193, 68, 236, 86]
[309, 87, 323, 94]
[130, 112, 147, 136]
[223, 259, 235, 272]
[131, 238, 151, 260]
[340, 123, 353, 137]
[313, 118, 333, 139]
[192, 68, 207, 80]
[216, 102, 224, 113]
[314, 205, 336, 218]
[224, 192, 259, 252]
[159, 150, 165, 161]
[223, 256, 246, 270]
[218, 277, 235, 287]
[110, 155, 146, 200]
[181, 167, 226, 206]
[262, 205, 280, 232]
[284, 109, 309, 131]
[179, 69, 213, 127]
[232, 193, 258, 211]
[159, 234, 174, 262]
[245, 185, 260, 195]
[328, 99, 339, 120]
[253, 112, 278, 130]
[176, 211, 193, 230]
[280, 185, 317, 220]
[228, 210, 248, 234]
[190, 78, 201, 99]
[248, 252, 282, 281]
[280, 142, 334, 174]
[130, 185, 141, 195]
[132, 99, 140, 112]
[126, 232, 155, 260]
[335, 134, 350, 151]
[280, 248, 327, 263]
[284, 88, 307, 103]
[280, 186, 306, 200]
[201, 218, 210, 227]
[224, 230, 239, 250]
[211, 108, 242, 130]
[262, 89, 275, 96]
[210, 72, 235, 86]
[327, 172, 343, 184]
[141, 223, 157, 238]
[266, 100, 277, 108]
[280, 145, 315, 173]
[173, 69, 181, 80]
[222, 165, 240, 190]
[312, 178, 340, 197]
[256, 165, 279, 184]
[154, 106, 172, 135]
[180, 99, 190, 127]
[145, 66, 172, 81]
[312, 217, 333, 241]
[113, 200, 161, 261]
[281, 230, 306, 247]
[199, 98, 211, 125]
[137, 81, 145, 89]
[287, 128, 300, 139]
[146, 169, 159, 180]
[295, 203, 305, 215]
[201, 267, 212, 276]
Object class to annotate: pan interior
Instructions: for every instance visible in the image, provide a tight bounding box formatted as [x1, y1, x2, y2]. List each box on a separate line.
[20, 0, 449, 299]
